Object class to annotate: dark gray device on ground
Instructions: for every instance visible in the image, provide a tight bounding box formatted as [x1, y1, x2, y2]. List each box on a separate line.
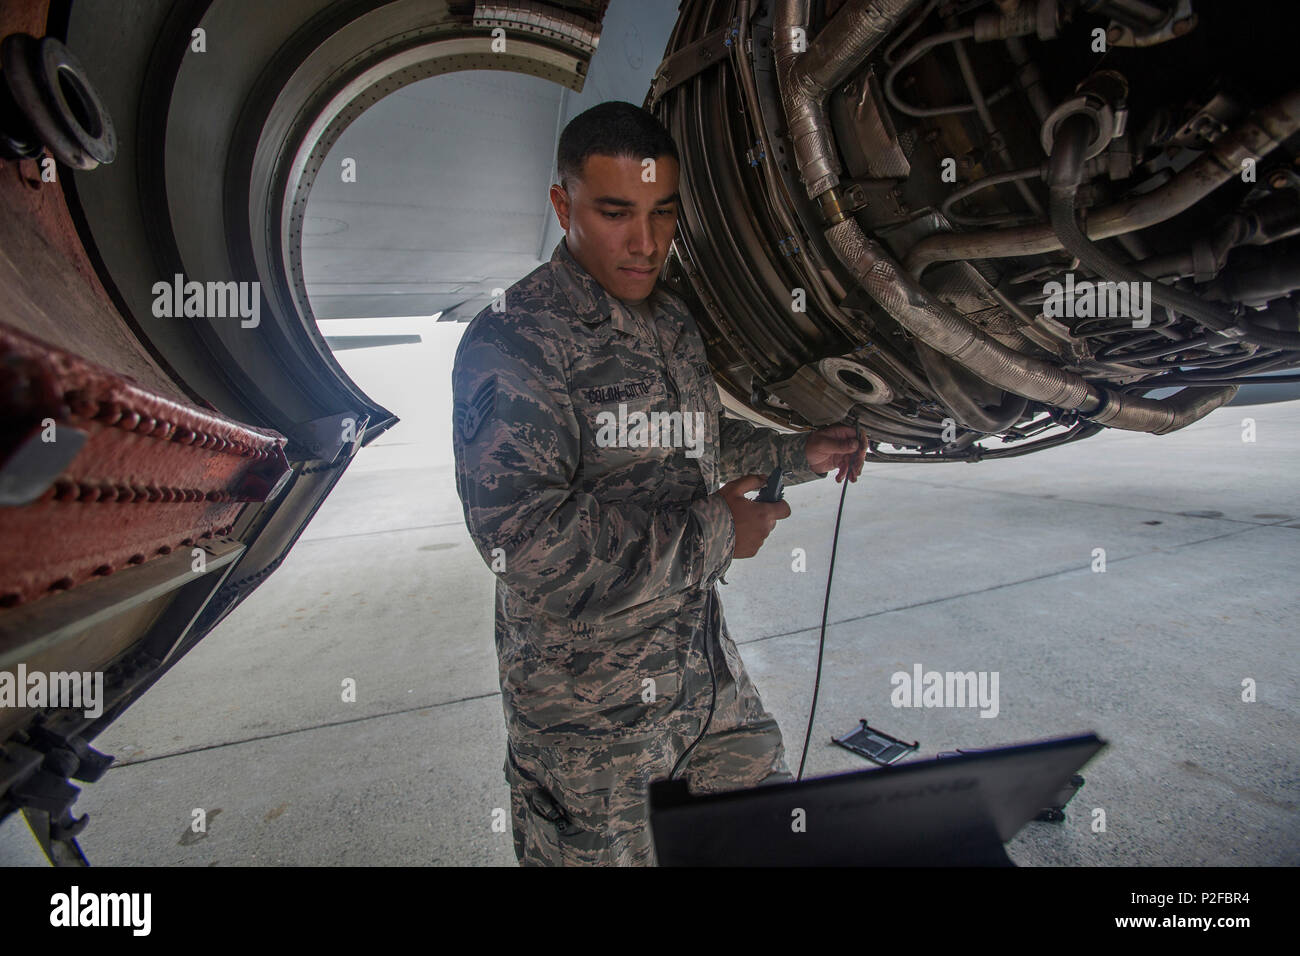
[649, 731, 1106, 866]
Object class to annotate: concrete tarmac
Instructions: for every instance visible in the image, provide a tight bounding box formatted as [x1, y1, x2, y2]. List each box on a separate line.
[3, 387, 1296, 865]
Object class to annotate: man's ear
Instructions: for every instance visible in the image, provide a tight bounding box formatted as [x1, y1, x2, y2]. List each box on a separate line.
[548, 183, 571, 232]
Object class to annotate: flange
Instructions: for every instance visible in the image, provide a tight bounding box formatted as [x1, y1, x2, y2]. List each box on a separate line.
[819, 356, 896, 405]
[0, 33, 116, 170]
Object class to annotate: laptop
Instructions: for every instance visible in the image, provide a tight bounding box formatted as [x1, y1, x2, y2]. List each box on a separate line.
[648, 731, 1106, 865]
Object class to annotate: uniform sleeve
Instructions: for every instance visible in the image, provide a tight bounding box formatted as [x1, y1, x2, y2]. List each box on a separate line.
[452, 317, 736, 624]
[717, 415, 826, 487]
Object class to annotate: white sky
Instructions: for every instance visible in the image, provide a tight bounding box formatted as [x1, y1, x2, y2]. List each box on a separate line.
[317, 315, 466, 474]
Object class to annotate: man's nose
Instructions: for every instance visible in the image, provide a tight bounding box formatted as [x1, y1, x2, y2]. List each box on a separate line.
[628, 215, 656, 258]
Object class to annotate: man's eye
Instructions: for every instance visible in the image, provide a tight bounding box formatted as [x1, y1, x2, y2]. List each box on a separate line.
[656, 208, 676, 216]
[602, 211, 625, 219]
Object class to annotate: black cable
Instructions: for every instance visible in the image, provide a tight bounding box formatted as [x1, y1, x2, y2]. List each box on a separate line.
[796, 470, 852, 782]
[677, 454, 858, 785]
[670, 586, 717, 781]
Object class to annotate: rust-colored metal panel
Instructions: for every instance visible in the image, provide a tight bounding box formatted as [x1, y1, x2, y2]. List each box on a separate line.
[0, 0, 48, 49]
[0, 323, 290, 609]
[0, 0, 191, 402]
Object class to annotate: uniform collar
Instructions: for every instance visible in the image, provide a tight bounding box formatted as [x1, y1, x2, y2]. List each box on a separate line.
[550, 237, 689, 348]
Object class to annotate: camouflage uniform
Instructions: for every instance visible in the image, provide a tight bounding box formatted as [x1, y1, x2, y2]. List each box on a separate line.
[451, 237, 826, 865]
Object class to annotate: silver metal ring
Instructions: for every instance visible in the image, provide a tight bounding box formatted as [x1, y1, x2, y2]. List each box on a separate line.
[0, 33, 116, 169]
[819, 357, 895, 405]
[1040, 95, 1113, 161]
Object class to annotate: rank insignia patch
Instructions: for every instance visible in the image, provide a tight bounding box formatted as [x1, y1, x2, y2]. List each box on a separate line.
[455, 375, 497, 444]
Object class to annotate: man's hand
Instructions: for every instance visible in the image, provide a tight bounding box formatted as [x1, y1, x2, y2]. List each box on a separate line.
[806, 424, 868, 483]
[719, 474, 792, 559]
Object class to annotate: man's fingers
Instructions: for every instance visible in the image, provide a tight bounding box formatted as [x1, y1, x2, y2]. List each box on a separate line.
[755, 499, 791, 534]
[813, 427, 858, 450]
[724, 474, 767, 496]
[851, 427, 868, 481]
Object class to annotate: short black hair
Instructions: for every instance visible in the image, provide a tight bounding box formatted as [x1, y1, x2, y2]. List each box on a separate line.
[556, 101, 679, 191]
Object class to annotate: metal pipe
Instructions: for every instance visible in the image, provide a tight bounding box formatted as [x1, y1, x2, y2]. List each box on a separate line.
[885, 28, 983, 118]
[824, 213, 1243, 432]
[799, 0, 923, 94]
[941, 165, 1042, 226]
[950, 36, 1044, 216]
[827, 218, 1096, 405]
[914, 339, 1029, 431]
[903, 89, 1300, 274]
[1004, 35, 1051, 124]
[1046, 111, 1300, 350]
[774, 0, 1242, 434]
[777, 0, 924, 197]
[884, 0, 939, 65]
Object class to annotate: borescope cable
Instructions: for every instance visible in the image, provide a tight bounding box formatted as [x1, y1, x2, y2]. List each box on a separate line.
[670, 586, 717, 781]
[797, 461, 853, 782]
[674, 440, 860, 785]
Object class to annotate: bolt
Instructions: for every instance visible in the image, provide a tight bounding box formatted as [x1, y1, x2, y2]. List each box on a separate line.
[1268, 169, 1289, 189]
[1107, 26, 1124, 44]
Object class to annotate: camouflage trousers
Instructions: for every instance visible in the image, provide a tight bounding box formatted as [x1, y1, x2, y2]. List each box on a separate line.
[503, 589, 792, 866]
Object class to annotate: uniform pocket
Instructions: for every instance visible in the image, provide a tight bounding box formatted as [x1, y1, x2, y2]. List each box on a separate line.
[505, 745, 567, 825]
[506, 742, 614, 864]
